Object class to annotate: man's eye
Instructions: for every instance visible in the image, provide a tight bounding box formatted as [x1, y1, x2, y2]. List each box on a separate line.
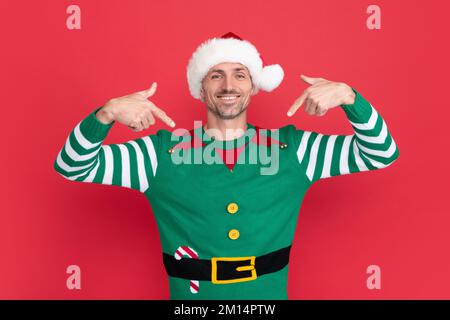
[211, 75, 221, 79]
[237, 74, 246, 79]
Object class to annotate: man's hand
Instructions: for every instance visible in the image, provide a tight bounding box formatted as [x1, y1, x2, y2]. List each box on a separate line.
[96, 82, 176, 131]
[287, 75, 356, 117]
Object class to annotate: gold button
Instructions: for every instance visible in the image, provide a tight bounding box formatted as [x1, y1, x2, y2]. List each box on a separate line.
[228, 229, 240, 240]
[226, 202, 239, 214]
[280, 143, 288, 149]
[168, 148, 174, 153]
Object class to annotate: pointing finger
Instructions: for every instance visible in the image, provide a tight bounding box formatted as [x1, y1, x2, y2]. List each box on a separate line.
[151, 106, 176, 128]
[287, 90, 308, 117]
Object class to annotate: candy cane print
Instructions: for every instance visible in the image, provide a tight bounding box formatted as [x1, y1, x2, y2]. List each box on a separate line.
[174, 246, 199, 294]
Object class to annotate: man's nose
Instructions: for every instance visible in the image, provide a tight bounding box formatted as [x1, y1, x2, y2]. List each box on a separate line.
[223, 75, 235, 92]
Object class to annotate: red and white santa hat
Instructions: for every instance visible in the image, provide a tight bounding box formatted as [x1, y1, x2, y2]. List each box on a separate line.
[187, 32, 284, 100]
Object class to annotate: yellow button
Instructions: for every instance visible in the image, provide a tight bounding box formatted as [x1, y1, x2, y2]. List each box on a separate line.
[228, 229, 240, 240]
[227, 202, 239, 214]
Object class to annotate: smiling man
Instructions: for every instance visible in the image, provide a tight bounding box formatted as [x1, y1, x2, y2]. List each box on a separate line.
[201, 63, 253, 120]
[54, 32, 399, 299]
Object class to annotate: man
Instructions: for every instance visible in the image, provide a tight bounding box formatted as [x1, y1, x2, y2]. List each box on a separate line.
[54, 32, 399, 299]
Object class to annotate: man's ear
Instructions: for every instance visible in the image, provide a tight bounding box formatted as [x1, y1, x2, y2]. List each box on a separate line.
[251, 84, 258, 96]
[200, 88, 205, 102]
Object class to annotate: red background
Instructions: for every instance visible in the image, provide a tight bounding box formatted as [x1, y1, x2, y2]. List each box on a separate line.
[1, 0, 449, 299]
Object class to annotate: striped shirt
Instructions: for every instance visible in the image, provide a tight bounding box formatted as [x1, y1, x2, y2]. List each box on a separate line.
[296, 98, 399, 182]
[54, 88, 399, 190]
[54, 108, 159, 193]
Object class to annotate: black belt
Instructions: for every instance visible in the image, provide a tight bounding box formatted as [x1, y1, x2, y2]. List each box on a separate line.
[163, 246, 291, 284]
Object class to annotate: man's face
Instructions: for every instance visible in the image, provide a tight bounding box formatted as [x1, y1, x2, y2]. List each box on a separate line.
[200, 62, 255, 120]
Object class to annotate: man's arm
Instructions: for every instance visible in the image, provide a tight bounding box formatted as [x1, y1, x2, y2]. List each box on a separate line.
[294, 87, 399, 183]
[54, 83, 175, 192]
[54, 109, 159, 192]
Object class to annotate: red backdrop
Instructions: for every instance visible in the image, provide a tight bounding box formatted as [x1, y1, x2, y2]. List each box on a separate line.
[1, 0, 449, 299]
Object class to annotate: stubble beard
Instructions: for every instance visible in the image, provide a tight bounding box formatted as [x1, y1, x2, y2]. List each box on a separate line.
[205, 93, 251, 120]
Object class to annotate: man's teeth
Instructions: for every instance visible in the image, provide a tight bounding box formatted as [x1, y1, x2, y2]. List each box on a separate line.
[218, 96, 239, 100]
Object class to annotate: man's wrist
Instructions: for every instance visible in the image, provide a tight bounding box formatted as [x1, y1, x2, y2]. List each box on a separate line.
[340, 84, 356, 105]
[95, 104, 115, 124]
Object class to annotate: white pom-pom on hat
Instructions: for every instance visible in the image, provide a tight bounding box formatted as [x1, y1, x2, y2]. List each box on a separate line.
[255, 64, 284, 92]
[187, 32, 284, 100]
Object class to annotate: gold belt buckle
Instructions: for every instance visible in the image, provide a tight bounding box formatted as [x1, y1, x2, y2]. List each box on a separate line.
[211, 256, 257, 284]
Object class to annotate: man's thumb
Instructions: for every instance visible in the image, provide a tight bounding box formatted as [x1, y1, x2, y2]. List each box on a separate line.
[300, 75, 319, 85]
[144, 82, 157, 98]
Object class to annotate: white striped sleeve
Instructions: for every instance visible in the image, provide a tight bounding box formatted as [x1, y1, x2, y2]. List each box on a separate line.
[295, 88, 399, 183]
[54, 109, 160, 193]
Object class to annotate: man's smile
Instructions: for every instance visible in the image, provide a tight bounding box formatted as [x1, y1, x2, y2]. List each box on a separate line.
[216, 95, 240, 104]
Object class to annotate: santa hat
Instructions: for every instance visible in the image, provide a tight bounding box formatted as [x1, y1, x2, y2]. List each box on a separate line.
[187, 32, 284, 100]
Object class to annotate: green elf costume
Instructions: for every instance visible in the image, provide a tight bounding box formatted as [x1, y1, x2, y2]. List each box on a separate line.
[54, 32, 399, 299]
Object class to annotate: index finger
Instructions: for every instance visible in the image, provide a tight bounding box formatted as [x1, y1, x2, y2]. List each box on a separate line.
[287, 90, 308, 117]
[151, 105, 176, 128]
